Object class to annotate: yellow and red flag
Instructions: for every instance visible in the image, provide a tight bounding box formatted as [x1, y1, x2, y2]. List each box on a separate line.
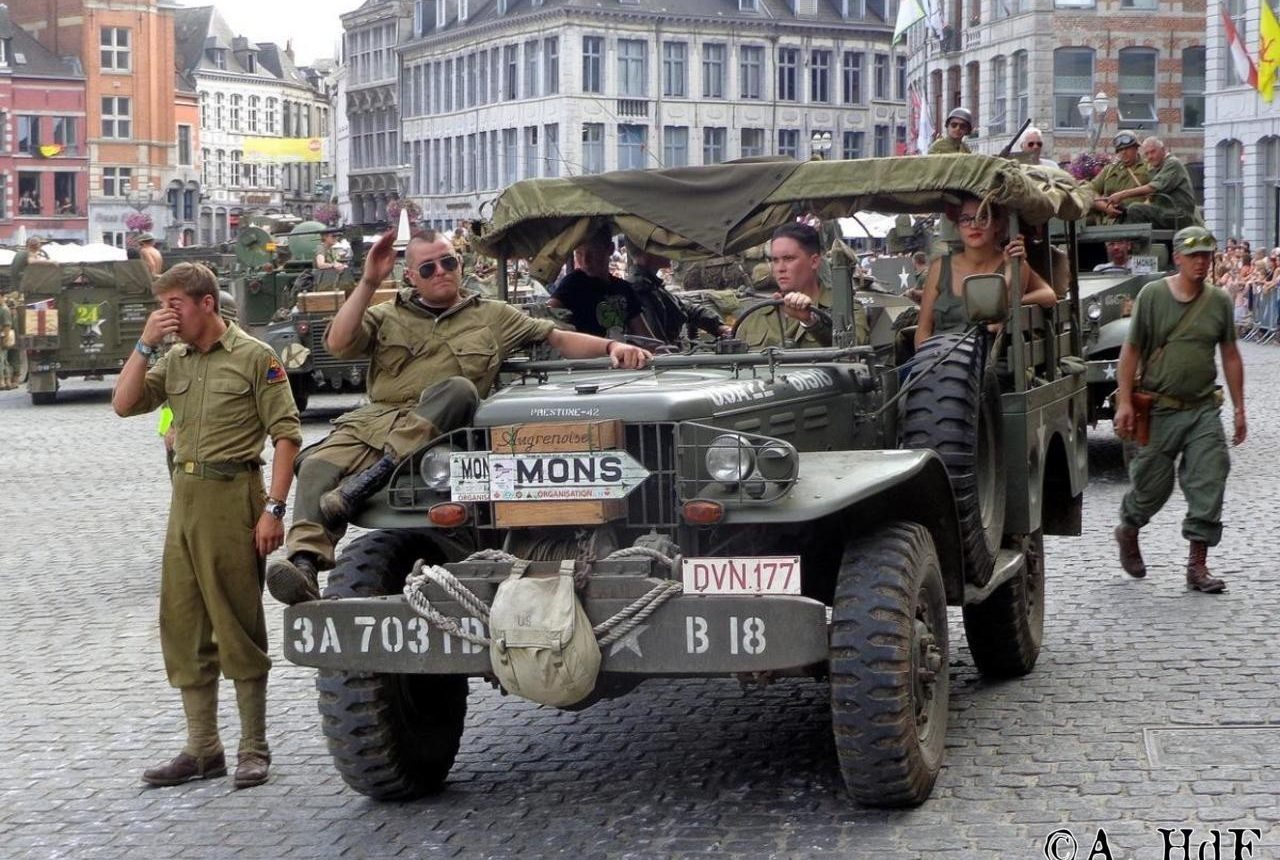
[1260, 1, 1280, 102]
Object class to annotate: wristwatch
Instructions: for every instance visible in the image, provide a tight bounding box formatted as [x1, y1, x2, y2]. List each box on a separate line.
[265, 497, 287, 520]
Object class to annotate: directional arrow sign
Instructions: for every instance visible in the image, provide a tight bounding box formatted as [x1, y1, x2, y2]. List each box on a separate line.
[450, 450, 651, 502]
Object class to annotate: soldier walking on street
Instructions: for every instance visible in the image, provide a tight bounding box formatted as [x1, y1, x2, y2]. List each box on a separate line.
[112, 262, 301, 787]
[1113, 227, 1245, 593]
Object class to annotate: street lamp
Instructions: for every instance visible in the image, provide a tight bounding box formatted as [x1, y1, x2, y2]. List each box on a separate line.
[810, 130, 833, 160]
[1077, 91, 1112, 152]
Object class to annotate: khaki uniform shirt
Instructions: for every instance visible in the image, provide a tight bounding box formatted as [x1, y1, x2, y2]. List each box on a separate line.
[1090, 159, 1149, 198]
[1145, 155, 1198, 217]
[736, 283, 839, 350]
[1129, 278, 1235, 403]
[328, 288, 557, 448]
[929, 136, 972, 155]
[125, 323, 302, 462]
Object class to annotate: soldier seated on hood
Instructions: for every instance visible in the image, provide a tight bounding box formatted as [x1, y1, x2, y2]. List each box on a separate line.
[625, 239, 731, 345]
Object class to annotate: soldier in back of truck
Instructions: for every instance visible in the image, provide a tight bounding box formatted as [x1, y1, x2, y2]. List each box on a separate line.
[265, 229, 652, 606]
[625, 239, 732, 344]
[1088, 132, 1150, 225]
[1099, 137, 1201, 230]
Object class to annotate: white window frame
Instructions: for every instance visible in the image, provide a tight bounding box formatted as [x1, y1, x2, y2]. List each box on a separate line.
[100, 26, 130, 71]
[101, 96, 131, 139]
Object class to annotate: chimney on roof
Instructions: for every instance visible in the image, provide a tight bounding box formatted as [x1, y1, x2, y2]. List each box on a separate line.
[285, 39, 293, 60]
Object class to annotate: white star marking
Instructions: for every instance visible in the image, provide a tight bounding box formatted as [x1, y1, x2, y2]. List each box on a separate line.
[898, 266, 910, 290]
[1104, 362, 1117, 380]
[608, 624, 648, 658]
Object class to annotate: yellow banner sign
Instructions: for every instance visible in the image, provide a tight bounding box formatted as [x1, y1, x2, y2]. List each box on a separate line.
[243, 137, 327, 164]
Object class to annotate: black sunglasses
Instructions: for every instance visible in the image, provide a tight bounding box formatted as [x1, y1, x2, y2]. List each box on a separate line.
[1025, 141, 1043, 148]
[948, 121, 969, 129]
[417, 254, 461, 278]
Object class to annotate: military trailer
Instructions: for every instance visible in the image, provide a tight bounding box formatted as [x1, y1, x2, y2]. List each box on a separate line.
[282, 155, 1092, 807]
[16, 259, 155, 404]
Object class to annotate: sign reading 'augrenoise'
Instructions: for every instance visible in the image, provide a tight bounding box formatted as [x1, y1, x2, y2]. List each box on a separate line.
[449, 451, 650, 502]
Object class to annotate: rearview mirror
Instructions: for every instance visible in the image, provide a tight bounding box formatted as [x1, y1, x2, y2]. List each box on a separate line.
[963, 273, 1009, 325]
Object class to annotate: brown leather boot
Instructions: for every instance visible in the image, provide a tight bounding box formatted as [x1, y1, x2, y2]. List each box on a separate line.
[1114, 525, 1147, 578]
[142, 751, 227, 786]
[233, 751, 271, 789]
[319, 454, 398, 530]
[266, 552, 320, 605]
[1186, 541, 1226, 593]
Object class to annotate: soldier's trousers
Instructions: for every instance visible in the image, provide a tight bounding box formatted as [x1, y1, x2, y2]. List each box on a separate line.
[1122, 204, 1201, 231]
[287, 376, 480, 567]
[162, 468, 270, 688]
[1120, 403, 1230, 546]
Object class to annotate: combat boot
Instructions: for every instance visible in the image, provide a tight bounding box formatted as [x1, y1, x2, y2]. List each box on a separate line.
[1114, 525, 1147, 578]
[1185, 541, 1226, 593]
[319, 454, 398, 531]
[142, 751, 227, 786]
[266, 552, 321, 605]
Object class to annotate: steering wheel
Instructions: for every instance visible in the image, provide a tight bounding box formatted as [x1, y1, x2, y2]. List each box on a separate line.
[730, 298, 833, 348]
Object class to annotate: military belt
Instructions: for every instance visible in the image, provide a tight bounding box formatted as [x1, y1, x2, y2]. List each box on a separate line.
[1152, 388, 1224, 412]
[174, 460, 261, 480]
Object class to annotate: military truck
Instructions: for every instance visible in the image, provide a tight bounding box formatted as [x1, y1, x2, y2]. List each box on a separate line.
[16, 258, 155, 404]
[282, 155, 1092, 807]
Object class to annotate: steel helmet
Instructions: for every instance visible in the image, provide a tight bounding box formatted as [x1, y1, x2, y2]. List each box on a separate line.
[946, 107, 974, 129]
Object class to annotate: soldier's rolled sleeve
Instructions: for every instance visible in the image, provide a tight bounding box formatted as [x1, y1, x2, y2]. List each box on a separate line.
[326, 305, 381, 360]
[253, 350, 303, 445]
[494, 303, 557, 356]
[121, 352, 171, 417]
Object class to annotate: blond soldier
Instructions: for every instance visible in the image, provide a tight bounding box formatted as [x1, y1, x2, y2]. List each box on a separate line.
[113, 263, 301, 789]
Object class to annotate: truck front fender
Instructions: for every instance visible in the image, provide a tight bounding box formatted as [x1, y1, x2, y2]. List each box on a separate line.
[1088, 318, 1130, 359]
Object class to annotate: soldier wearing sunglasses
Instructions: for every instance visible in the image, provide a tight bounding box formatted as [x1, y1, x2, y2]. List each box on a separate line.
[1113, 226, 1246, 594]
[266, 228, 651, 606]
[929, 107, 973, 155]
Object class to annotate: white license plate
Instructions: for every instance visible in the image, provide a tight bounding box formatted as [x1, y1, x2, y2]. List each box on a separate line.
[681, 556, 801, 596]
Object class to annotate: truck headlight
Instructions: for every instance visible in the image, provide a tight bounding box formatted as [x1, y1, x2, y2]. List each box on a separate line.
[1086, 301, 1103, 322]
[706, 434, 755, 484]
[419, 444, 457, 491]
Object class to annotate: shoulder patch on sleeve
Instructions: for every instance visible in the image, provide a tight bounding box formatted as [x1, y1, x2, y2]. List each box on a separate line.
[266, 356, 287, 384]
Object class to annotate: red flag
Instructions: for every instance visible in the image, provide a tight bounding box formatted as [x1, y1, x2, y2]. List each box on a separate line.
[1223, 3, 1259, 89]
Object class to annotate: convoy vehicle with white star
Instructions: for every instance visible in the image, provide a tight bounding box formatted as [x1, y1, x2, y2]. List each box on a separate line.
[281, 154, 1093, 807]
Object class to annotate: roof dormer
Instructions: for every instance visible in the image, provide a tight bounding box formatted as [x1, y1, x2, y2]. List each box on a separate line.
[790, 0, 819, 16]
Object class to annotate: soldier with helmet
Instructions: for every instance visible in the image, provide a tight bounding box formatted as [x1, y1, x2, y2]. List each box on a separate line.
[929, 108, 974, 155]
[1089, 132, 1150, 225]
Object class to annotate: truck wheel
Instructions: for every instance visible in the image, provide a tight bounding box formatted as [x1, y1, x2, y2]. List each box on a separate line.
[288, 376, 310, 413]
[962, 530, 1044, 678]
[31, 391, 57, 405]
[901, 332, 1006, 585]
[316, 529, 468, 801]
[830, 521, 949, 807]
[29, 371, 58, 405]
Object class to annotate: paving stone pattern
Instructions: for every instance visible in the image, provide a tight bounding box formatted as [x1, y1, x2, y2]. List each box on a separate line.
[3, 345, 1279, 859]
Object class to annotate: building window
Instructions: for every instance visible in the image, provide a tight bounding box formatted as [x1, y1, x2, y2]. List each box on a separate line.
[740, 45, 764, 99]
[874, 124, 890, 157]
[1117, 47, 1157, 127]
[989, 56, 1008, 134]
[810, 50, 831, 103]
[545, 37, 559, 94]
[101, 97, 131, 139]
[501, 128, 517, 186]
[842, 52, 863, 104]
[1119, 0, 1157, 8]
[702, 43, 726, 99]
[266, 98, 277, 134]
[896, 125, 908, 155]
[777, 128, 799, 158]
[214, 93, 224, 130]
[178, 124, 192, 166]
[1053, 48, 1093, 129]
[230, 94, 242, 131]
[51, 173, 76, 214]
[1011, 51, 1029, 126]
[1054, 0, 1095, 6]
[582, 123, 604, 174]
[18, 172, 41, 213]
[582, 36, 603, 93]
[17, 115, 38, 153]
[231, 150, 241, 187]
[777, 47, 798, 101]
[740, 127, 765, 158]
[842, 130, 864, 160]
[1181, 47, 1205, 130]
[1262, 137, 1280, 247]
[524, 40, 541, 99]
[896, 56, 908, 101]
[703, 127, 726, 164]
[100, 26, 130, 71]
[103, 166, 132, 197]
[618, 39, 647, 97]
[1219, 139, 1244, 241]
[215, 149, 225, 187]
[873, 53, 889, 100]
[1223, 0, 1248, 86]
[544, 123, 560, 177]
[618, 124, 647, 170]
[503, 45, 518, 100]
[52, 117, 76, 155]
[663, 42, 687, 97]
[663, 125, 688, 167]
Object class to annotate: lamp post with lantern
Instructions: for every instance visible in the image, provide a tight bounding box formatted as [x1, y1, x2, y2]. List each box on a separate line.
[809, 130, 833, 161]
[1077, 91, 1112, 153]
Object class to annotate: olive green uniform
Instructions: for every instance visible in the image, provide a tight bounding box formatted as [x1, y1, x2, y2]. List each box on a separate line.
[928, 136, 971, 155]
[1088, 159, 1149, 225]
[122, 323, 301, 753]
[287, 288, 557, 566]
[735, 283, 868, 349]
[1121, 278, 1235, 545]
[1123, 155, 1201, 229]
[0, 302, 12, 382]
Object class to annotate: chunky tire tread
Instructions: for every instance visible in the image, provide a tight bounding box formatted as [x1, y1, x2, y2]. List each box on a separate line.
[316, 529, 467, 801]
[830, 521, 949, 808]
[962, 531, 1045, 678]
[288, 377, 310, 413]
[901, 332, 1006, 586]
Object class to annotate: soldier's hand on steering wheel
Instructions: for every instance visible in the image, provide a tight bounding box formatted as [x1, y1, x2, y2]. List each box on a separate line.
[609, 342, 651, 369]
[778, 290, 818, 324]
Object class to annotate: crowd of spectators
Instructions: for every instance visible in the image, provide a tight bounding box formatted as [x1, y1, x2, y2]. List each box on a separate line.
[1218, 238, 1280, 341]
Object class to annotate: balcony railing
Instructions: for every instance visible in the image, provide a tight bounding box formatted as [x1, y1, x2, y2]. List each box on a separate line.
[617, 99, 650, 118]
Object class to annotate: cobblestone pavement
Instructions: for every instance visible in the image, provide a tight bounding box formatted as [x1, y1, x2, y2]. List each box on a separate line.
[4, 344, 1280, 860]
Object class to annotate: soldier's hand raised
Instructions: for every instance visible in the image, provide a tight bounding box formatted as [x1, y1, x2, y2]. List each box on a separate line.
[361, 228, 398, 286]
[141, 307, 179, 348]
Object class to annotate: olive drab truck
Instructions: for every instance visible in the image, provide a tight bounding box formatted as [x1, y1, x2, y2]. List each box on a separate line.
[17, 258, 155, 405]
[280, 155, 1092, 808]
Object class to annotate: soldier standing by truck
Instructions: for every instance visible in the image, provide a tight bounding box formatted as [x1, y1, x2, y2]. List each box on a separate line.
[1113, 227, 1245, 593]
[112, 262, 301, 788]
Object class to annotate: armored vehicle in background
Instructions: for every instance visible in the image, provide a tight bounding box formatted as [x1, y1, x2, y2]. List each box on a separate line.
[282, 155, 1092, 808]
[16, 259, 154, 404]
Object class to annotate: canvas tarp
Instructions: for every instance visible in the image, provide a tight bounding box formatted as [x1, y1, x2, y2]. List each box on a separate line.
[475, 155, 1095, 283]
[19, 259, 154, 297]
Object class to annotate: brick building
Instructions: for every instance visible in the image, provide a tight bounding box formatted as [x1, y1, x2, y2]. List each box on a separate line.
[0, 6, 88, 243]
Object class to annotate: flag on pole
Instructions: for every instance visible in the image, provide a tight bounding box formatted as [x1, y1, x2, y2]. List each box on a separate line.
[1260, 1, 1279, 102]
[912, 85, 935, 154]
[893, 0, 927, 44]
[1223, 3, 1259, 89]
